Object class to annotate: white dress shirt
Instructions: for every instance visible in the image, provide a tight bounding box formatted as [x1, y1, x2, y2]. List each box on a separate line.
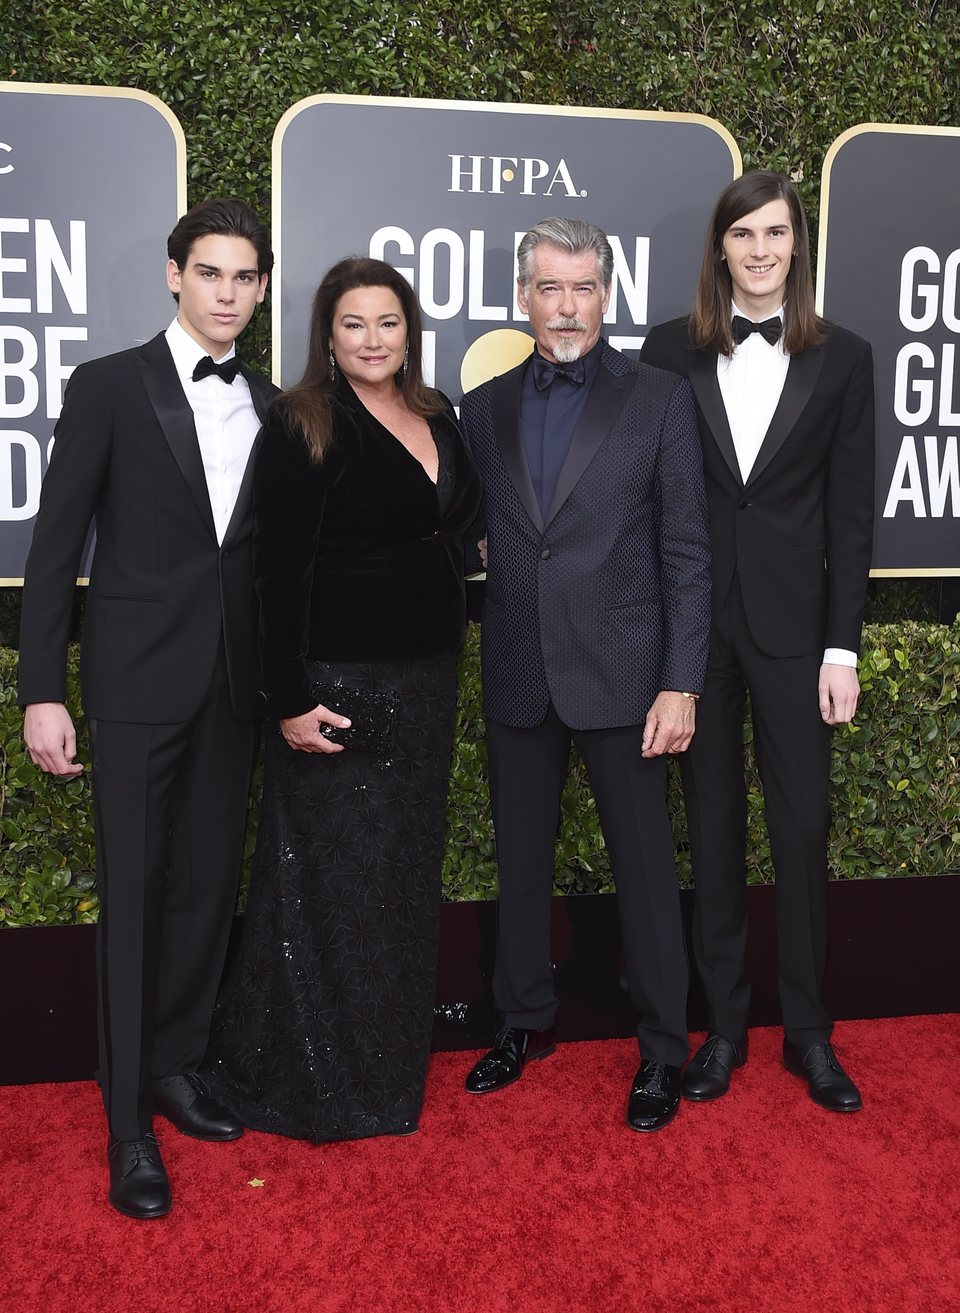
[165, 317, 260, 545]
[717, 302, 789, 485]
[717, 304, 855, 669]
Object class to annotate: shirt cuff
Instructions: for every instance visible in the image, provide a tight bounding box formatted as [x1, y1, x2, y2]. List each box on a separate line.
[822, 648, 858, 668]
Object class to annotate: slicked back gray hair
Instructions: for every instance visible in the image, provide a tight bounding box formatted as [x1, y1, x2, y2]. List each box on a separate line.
[516, 217, 614, 292]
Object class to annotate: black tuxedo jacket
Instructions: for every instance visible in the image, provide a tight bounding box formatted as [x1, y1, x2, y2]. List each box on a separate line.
[18, 331, 278, 722]
[460, 341, 712, 731]
[640, 318, 875, 658]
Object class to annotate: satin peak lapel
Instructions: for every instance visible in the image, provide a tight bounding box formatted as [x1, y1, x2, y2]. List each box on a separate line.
[135, 336, 216, 538]
[243, 365, 275, 424]
[545, 364, 630, 526]
[686, 349, 742, 486]
[746, 345, 826, 486]
[224, 366, 277, 545]
[491, 366, 543, 533]
[222, 427, 262, 548]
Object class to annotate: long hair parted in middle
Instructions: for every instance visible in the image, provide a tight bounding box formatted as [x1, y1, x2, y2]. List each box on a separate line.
[277, 256, 443, 463]
[690, 170, 826, 358]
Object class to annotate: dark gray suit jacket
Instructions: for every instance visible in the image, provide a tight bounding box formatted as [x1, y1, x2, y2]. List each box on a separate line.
[460, 341, 712, 730]
[18, 331, 278, 723]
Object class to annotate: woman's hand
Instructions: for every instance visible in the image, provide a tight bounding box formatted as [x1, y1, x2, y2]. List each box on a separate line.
[279, 702, 351, 753]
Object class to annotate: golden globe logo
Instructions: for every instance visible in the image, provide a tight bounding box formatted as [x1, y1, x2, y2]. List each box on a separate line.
[448, 155, 586, 198]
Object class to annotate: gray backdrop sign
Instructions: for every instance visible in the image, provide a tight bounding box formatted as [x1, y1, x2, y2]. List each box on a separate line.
[273, 97, 739, 397]
[0, 82, 186, 582]
[818, 124, 960, 576]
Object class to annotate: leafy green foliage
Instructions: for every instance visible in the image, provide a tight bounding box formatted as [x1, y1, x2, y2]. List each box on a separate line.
[2, 621, 957, 925]
[0, 650, 96, 926]
[833, 623, 960, 878]
[442, 621, 960, 899]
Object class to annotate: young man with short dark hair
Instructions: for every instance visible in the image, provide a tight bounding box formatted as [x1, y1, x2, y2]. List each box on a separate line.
[19, 198, 277, 1217]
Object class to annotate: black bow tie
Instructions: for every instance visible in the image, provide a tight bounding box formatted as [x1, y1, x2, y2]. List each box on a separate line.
[732, 315, 783, 347]
[192, 355, 242, 384]
[531, 353, 586, 391]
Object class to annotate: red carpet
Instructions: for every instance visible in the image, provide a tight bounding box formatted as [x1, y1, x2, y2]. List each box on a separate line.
[3, 1015, 958, 1313]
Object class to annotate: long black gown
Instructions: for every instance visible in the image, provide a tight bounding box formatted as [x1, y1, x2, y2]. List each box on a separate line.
[204, 384, 480, 1141]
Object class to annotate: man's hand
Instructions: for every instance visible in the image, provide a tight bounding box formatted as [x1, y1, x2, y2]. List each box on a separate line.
[642, 691, 696, 758]
[819, 663, 860, 725]
[478, 536, 488, 569]
[279, 701, 352, 754]
[24, 702, 85, 777]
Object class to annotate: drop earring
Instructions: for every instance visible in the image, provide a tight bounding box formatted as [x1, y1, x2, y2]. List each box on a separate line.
[329, 350, 337, 380]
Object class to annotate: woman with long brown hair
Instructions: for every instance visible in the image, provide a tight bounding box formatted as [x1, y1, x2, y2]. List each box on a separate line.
[205, 257, 481, 1141]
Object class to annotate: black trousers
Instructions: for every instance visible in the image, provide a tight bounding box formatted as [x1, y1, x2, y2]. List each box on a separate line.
[486, 704, 689, 1067]
[682, 580, 833, 1047]
[89, 649, 258, 1140]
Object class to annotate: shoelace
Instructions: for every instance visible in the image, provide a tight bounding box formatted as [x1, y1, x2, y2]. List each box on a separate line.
[804, 1043, 840, 1074]
[110, 1134, 159, 1168]
[634, 1063, 668, 1096]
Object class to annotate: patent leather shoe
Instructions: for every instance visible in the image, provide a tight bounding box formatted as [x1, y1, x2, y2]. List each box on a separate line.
[626, 1060, 682, 1132]
[152, 1073, 244, 1140]
[107, 1133, 171, 1219]
[464, 1025, 557, 1094]
[681, 1032, 748, 1101]
[783, 1040, 862, 1112]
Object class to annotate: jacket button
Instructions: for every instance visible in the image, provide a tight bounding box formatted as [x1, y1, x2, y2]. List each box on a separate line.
[540, 547, 551, 560]
[738, 499, 749, 510]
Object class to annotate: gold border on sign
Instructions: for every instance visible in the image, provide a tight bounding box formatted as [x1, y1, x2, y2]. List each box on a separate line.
[0, 79, 188, 213]
[271, 93, 742, 386]
[0, 81, 188, 584]
[817, 122, 960, 580]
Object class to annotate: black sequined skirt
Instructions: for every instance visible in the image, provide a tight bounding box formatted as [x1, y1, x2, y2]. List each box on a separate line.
[204, 652, 459, 1141]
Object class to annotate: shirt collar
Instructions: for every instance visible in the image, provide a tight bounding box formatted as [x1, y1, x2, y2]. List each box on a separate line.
[731, 301, 785, 324]
[165, 316, 237, 384]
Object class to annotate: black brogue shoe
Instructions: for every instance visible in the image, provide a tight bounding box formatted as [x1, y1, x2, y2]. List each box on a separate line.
[626, 1060, 682, 1132]
[464, 1025, 557, 1094]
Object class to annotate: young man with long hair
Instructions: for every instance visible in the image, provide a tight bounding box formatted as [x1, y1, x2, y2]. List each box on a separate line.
[641, 171, 875, 1113]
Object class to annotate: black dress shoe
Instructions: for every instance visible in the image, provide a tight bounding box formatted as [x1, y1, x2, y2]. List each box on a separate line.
[107, 1133, 171, 1219]
[464, 1025, 557, 1094]
[681, 1032, 748, 1101]
[626, 1061, 682, 1132]
[152, 1073, 244, 1140]
[783, 1040, 862, 1112]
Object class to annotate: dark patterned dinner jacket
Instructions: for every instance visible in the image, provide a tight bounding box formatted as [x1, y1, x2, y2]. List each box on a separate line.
[460, 340, 712, 731]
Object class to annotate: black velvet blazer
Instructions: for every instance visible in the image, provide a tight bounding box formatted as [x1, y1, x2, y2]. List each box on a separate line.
[254, 377, 482, 719]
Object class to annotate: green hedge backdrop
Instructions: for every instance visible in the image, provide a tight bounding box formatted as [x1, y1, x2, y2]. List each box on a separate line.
[2, 1, 958, 924]
[2, 622, 958, 925]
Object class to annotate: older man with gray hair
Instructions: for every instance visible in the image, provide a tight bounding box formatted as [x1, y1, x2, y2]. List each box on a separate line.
[459, 217, 712, 1130]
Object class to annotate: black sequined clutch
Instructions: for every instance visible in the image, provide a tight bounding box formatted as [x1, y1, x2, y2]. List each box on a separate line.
[313, 682, 400, 756]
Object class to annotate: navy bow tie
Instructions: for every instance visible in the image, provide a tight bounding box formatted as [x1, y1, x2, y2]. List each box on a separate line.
[192, 355, 242, 383]
[531, 353, 586, 391]
[732, 315, 782, 347]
